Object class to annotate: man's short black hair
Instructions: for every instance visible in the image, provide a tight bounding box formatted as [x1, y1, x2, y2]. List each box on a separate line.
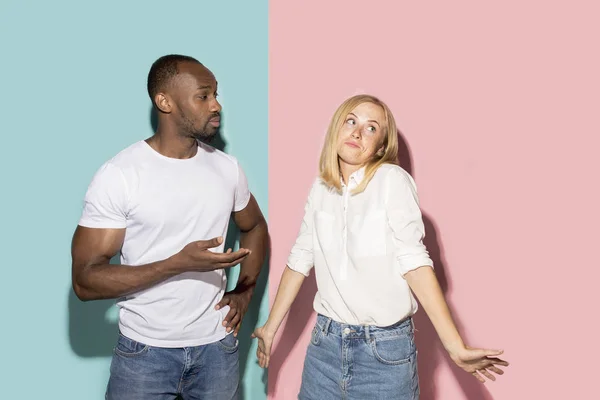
[147, 54, 202, 106]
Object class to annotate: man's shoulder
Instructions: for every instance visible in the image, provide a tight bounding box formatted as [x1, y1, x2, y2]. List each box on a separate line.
[197, 141, 241, 173]
[106, 140, 148, 168]
[88, 141, 146, 182]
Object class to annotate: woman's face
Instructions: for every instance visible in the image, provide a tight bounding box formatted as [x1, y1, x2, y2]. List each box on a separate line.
[336, 102, 386, 169]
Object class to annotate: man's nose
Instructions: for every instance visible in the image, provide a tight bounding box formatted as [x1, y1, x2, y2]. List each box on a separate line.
[210, 98, 222, 113]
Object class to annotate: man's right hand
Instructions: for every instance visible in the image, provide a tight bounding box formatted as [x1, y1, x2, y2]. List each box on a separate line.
[171, 236, 251, 272]
[71, 228, 250, 302]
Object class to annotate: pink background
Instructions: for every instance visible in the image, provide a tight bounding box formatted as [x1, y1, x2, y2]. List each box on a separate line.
[269, 1, 599, 399]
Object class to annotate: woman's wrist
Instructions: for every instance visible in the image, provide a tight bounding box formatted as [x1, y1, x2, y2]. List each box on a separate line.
[263, 321, 279, 336]
[443, 338, 466, 358]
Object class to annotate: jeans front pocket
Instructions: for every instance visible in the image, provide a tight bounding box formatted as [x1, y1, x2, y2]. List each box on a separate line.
[113, 334, 149, 358]
[216, 333, 239, 354]
[310, 323, 324, 346]
[369, 332, 414, 365]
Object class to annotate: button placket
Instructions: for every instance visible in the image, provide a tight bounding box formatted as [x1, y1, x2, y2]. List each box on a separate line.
[340, 185, 349, 280]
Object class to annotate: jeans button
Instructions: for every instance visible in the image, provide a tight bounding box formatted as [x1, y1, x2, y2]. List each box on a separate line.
[343, 328, 351, 335]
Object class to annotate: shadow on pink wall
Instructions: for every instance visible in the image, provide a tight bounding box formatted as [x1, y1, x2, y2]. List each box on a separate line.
[267, 272, 318, 396]
[267, 130, 494, 400]
[397, 129, 494, 400]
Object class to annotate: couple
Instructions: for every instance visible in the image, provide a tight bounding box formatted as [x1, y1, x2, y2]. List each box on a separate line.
[71, 54, 508, 400]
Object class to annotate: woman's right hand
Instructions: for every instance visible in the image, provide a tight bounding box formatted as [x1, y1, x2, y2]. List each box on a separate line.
[250, 267, 308, 368]
[252, 325, 276, 368]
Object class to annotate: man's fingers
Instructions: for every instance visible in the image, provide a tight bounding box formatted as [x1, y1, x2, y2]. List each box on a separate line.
[215, 296, 230, 311]
[223, 249, 251, 261]
[211, 249, 251, 268]
[195, 236, 224, 249]
[223, 311, 240, 334]
[215, 257, 250, 270]
[222, 308, 237, 328]
[227, 314, 241, 332]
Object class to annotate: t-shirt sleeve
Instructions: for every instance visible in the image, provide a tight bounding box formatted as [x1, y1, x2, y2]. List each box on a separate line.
[233, 161, 251, 212]
[78, 162, 129, 229]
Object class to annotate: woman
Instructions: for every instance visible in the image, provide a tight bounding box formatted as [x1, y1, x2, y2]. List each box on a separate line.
[253, 94, 508, 399]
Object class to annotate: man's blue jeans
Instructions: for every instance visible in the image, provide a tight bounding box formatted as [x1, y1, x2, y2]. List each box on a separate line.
[105, 332, 239, 400]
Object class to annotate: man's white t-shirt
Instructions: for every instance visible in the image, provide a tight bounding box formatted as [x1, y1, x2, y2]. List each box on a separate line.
[78, 140, 251, 348]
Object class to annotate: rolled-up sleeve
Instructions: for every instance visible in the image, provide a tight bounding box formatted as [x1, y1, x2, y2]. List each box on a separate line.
[286, 181, 317, 276]
[384, 167, 434, 275]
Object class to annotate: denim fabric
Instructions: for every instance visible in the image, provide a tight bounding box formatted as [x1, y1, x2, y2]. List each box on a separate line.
[105, 332, 239, 400]
[299, 314, 419, 400]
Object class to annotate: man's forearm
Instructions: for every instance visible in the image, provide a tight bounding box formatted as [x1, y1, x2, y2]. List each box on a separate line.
[404, 266, 465, 355]
[235, 218, 268, 290]
[73, 257, 183, 301]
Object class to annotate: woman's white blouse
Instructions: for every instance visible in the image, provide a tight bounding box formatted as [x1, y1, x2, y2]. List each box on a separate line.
[287, 164, 434, 326]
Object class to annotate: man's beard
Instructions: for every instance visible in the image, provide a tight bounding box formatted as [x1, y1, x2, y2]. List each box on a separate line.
[192, 127, 217, 143]
[180, 111, 218, 143]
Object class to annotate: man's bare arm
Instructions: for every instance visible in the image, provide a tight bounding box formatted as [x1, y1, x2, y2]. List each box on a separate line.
[215, 195, 269, 334]
[232, 195, 269, 290]
[71, 226, 250, 301]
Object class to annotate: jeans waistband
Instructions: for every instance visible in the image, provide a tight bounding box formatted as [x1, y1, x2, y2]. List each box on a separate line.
[315, 314, 414, 340]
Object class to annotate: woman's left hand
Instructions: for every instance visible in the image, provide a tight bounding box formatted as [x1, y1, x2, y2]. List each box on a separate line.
[449, 346, 509, 383]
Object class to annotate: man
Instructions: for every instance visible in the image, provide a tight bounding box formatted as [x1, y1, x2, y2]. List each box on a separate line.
[71, 54, 268, 400]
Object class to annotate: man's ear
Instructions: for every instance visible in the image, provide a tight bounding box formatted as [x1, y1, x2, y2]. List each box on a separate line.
[154, 92, 172, 114]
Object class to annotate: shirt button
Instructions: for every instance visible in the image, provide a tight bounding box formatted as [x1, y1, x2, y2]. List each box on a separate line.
[343, 328, 351, 335]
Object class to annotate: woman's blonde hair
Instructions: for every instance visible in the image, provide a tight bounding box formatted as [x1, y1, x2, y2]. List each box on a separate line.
[319, 94, 399, 194]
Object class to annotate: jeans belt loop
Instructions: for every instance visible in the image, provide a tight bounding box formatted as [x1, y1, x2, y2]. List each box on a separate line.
[322, 317, 332, 335]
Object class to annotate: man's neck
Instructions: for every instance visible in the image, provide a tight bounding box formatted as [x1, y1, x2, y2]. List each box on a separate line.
[146, 132, 198, 160]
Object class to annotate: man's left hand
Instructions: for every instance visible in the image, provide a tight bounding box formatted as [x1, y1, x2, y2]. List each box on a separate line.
[215, 286, 254, 336]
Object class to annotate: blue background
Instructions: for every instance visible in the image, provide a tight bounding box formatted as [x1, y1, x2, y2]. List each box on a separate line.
[0, 1, 269, 398]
